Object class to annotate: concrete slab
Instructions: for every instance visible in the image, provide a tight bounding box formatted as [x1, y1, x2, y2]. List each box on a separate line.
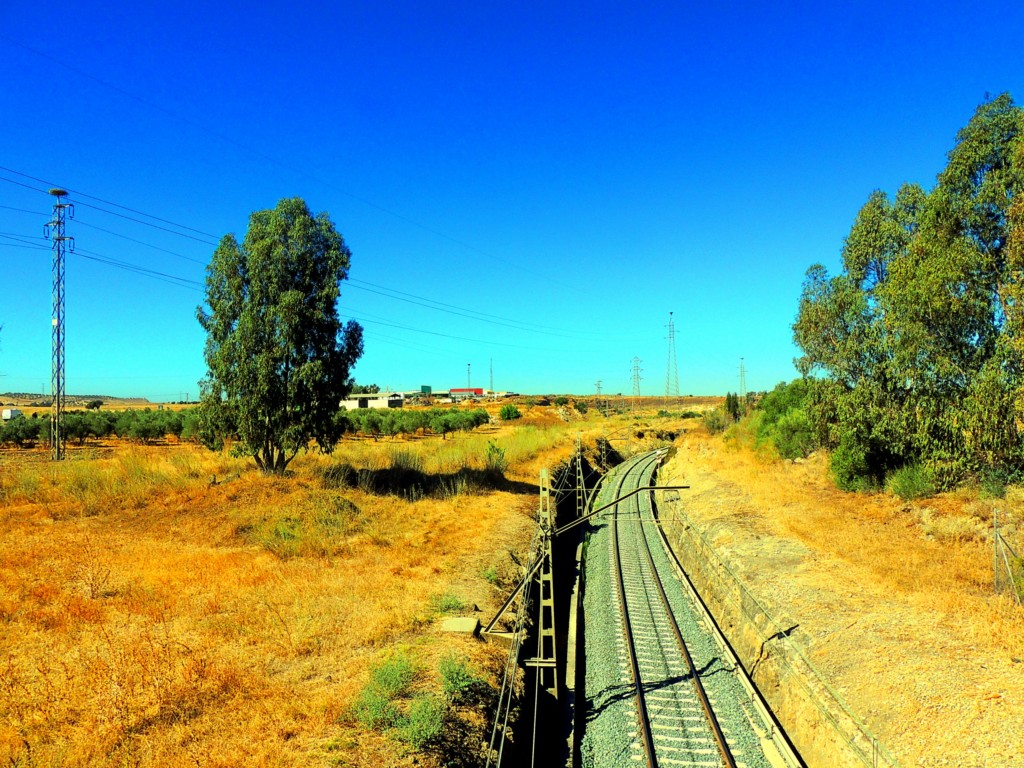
[440, 617, 480, 636]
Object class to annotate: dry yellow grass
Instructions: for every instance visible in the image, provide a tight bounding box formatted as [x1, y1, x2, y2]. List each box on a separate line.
[0, 416, 585, 767]
[666, 427, 1024, 766]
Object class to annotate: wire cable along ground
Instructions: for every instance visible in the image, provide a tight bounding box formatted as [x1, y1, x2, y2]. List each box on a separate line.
[581, 451, 793, 768]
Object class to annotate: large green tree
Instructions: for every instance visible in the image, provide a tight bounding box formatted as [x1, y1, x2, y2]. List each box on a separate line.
[793, 94, 1024, 489]
[197, 197, 363, 473]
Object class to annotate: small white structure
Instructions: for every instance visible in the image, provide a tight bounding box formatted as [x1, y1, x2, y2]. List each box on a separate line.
[340, 392, 404, 411]
[2, 408, 24, 420]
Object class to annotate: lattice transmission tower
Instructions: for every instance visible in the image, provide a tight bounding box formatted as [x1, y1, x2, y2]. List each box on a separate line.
[631, 356, 642, 414]
[665, 311, 680, 399]
[739, 357, 746, 401]
[44, 189, 74, 461]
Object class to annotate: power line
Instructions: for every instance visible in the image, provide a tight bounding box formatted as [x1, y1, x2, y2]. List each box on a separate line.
[74, 218, 206, 264]
[0, 37, 503, 268]
[348, 277, 595, 336]
[339, 309, 557, 352]
[75, 248, 203, 290]
[1, 230, 202, 290]
[345, 279, 598, 340]
[0, 202, 50, 217]
[73, 200, 219, 245]
[0, 164, 221, 240]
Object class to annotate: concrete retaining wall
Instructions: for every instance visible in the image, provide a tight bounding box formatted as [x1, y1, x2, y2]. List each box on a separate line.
[657, 503, 898, 768]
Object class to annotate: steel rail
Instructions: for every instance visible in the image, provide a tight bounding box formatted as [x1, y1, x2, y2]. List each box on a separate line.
[634, 467, 738, 768]
[608, 453, 659, 767]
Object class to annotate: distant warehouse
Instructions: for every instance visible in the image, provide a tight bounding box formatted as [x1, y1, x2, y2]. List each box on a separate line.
[449, 388, 484, 402]
[340, 392, 404, 411]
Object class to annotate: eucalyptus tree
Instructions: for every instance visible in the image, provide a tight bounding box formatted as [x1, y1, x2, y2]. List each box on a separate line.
[197, 197, 363, 473]
[793, 94, 1024, 489]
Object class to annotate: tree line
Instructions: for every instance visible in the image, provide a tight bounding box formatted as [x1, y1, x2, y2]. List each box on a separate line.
[0, 409, 193, 448]
[337, 407, 490, 440]
[0, 406, 492, 449]
[769, 93, 1023, 492]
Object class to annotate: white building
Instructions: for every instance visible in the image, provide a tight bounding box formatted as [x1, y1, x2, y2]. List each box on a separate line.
[340, 392, 404, 411]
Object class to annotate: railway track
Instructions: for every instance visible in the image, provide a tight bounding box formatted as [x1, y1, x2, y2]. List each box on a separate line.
[581, 450, 796, 768]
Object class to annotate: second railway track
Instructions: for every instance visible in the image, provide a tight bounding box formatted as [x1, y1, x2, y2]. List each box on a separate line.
[580, 450, 795, 768]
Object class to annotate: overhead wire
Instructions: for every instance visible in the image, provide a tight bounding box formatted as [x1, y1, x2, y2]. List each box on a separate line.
[74, 248, 203, 290]
[0, 35, 537, 276]
[339, 310, 557, 352]
[0, 230, 203, 291]
[0, 164, 221, 240]
[74, 219, 206, 264]
[0, 171, 219, 246]
[348, 277, 582, 335]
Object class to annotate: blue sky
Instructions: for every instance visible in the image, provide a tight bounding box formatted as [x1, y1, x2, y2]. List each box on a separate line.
[1, 2, 1023, 400]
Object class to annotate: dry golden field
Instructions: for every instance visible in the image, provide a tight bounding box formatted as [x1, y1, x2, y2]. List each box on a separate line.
[0, 412, 610, 767]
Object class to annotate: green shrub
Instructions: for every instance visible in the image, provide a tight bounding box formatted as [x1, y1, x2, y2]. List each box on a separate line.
[575, 400, 588, 414]
[830, 438, 879, 492]
[702, 408, 729, 435]
[772, 408, 815, 459]
[484, 440, 508, 475]
[554, 396, 569, 406]
[430, 593, 465, 614]
[353, 687, 402, 730]
[397, 695, 445, 749]
[979, 468, 1008, 499]
[886, 464, 936, 500]
[438, 655, 481, 702]
[372, 653, 416, 698]
[499, 404, 522, 421]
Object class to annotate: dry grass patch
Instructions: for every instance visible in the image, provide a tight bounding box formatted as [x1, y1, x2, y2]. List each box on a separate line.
[0, 422, 564, 767]
[667, 429, 1024, 766]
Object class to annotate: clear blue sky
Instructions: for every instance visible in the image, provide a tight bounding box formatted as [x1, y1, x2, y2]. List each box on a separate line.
[2, 2, 1023, 400]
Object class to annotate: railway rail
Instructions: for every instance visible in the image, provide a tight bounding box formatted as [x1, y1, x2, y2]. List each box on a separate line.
[581, 450, 797, 768]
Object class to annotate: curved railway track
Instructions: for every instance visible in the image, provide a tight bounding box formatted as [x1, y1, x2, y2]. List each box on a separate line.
[609, 451, 736, 767]
[581, 450, 792, 768]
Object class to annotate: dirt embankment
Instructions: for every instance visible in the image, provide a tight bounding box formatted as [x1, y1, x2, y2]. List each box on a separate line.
[661, 431, 1024, 768]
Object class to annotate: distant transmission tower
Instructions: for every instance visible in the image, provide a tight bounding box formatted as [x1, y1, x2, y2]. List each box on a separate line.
[467, 362, 471, 389]
[44, 189, 73, 461]
[594, 379, 602, 397]
[631, 357, 642, 415]
[665, 311, 680, 400]
[489, 358, 494, 395]
[739, 357, 747, 401]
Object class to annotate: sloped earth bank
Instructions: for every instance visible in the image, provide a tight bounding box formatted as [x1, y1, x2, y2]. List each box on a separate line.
[659, 432, 1024, 768]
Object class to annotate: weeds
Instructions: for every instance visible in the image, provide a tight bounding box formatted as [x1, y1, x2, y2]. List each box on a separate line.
[351, 652, 444, 749]
[398, 695, 445, 749]
[439, 655, 483, 703]
[887, 464, 936, 500]
[250, 491, 364, 558]
[430, 593, 465, 614]
[484, 440, 508, 476]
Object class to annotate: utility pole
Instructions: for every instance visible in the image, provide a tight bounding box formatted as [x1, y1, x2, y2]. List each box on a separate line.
[467, 363, 471, 389]
[739, 357, 746, 402]
[631, 356, 642, 415]
[44, 188, 73, 461]
[666, 311, 679, 403]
